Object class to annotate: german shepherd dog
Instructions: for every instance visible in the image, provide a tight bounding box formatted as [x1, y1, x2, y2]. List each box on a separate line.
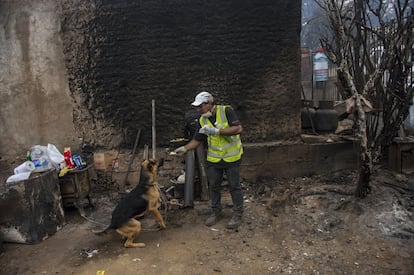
[94, 159, 166, 248]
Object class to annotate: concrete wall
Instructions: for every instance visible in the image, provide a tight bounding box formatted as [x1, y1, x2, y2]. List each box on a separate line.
[0, 0, 78, 174]
[103, 141, 359, 189]
[241, 141, 358, 180]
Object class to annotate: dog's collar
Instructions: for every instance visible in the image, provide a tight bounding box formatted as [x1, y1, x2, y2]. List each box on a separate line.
[145, 179, 158, 187]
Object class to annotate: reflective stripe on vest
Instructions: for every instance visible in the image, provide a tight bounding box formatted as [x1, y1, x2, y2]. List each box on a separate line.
[200, 105, 243, 163]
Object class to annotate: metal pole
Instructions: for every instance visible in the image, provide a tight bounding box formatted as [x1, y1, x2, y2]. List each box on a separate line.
[195, 143, 209, 201]
[184, 150, 195, 207]
[143, 144, 149, 160]
[311, 50, 314, 103]
[152, 99, 156, 160]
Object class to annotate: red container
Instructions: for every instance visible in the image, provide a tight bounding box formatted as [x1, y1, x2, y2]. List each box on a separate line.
[63, 147, 75, 168]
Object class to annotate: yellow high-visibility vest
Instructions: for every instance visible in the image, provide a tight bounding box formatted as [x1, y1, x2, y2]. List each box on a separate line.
[200, 105, 243, 163]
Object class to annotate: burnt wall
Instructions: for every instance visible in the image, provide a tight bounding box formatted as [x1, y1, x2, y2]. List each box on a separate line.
[60, 0, 302, 148]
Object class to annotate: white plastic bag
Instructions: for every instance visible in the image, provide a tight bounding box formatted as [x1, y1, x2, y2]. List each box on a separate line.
[47, 143, 64, 166]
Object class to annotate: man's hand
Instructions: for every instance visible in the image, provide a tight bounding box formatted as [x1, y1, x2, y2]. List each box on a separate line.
[199, 125, 220, 135]
[174, 146, 188, 155]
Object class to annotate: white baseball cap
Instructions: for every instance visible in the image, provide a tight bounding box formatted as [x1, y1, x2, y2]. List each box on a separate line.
[191, 91, 214, 106]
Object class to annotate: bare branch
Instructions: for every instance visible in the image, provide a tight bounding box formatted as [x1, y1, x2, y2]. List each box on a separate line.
[318, 0, 414, 197]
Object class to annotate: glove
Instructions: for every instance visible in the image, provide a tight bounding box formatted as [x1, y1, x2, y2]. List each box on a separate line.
[199, 125, 220, 135]
[174, 146, 188, 155]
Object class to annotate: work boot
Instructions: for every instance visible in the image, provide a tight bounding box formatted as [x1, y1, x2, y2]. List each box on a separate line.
[226, 214, 242, 229]
[205, 211, 222, 226]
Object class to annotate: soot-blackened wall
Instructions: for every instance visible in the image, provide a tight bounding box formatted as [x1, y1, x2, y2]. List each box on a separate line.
[60, 0, 301, 148]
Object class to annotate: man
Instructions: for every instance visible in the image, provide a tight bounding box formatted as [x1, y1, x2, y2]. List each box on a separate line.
[175, 91, 244, 229]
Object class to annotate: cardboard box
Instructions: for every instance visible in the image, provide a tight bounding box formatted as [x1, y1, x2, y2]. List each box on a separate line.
[93, 150, 118, 171]
[93, 153, 105, 170]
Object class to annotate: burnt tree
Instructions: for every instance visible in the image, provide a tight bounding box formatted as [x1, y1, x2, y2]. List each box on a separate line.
[317, 0, 414, 197]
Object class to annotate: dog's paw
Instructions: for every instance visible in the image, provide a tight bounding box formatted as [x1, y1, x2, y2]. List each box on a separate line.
[124, 242, 146, 248]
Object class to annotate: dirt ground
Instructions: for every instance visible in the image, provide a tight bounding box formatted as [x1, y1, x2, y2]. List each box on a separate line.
[1, 168, 414, 275]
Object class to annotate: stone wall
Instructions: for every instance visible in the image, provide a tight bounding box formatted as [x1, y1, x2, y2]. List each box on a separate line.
[60, 0, 302, 147]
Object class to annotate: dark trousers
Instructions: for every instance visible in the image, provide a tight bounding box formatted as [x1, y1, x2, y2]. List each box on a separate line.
[207, 164, 243, 215]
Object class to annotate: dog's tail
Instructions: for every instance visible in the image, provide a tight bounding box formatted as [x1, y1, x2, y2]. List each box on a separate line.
[80, 214, 111, 234]
[92, 226, 111, 235]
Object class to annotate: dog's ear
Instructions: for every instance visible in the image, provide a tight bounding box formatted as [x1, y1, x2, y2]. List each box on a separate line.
[141, 159, 149, 169]
[146, 159, 158, 173]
